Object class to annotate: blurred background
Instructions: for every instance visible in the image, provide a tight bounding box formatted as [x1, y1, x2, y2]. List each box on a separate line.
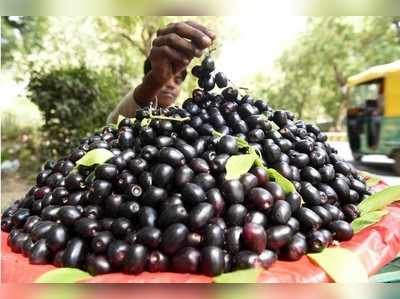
[1, 16, 400, 209]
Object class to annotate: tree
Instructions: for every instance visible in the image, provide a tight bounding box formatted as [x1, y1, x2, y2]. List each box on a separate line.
[252, 17, 400, 129]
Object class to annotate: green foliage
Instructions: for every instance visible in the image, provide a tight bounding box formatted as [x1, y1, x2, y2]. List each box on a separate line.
[27, 65, 123, 159]
[252, 17, 400, 129]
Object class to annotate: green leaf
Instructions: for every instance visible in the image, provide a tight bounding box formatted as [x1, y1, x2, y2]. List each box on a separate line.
[270, 121, 280, 131]
[75, 148, 114, 167]
[225, 154, 256, 180]
[213, 267, 262, 283]
[212, 130, 224, 137]
[351, 210, 388, 233]
[358, 185, 400, 215]
[35, 268, 92, 283]
[266, 168, 296, 193]
[369, 270, 400, 283]
[308, 247, 368, 282]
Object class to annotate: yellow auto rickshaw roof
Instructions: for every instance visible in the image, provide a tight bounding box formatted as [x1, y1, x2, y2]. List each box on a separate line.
[347, 60, 400, 87]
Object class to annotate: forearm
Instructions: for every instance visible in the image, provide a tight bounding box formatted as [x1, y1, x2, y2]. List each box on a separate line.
[134, 70, 167, 107]
[107, 89, 139, 124]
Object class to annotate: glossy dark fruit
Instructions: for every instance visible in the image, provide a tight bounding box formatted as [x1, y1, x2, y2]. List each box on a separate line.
[319, 164, 336, 182]
[128, 158, 148, 175]
[279, 233, 307, 261]
[65, 172, 86, 192]
[310, 206, 332, 226]
[349, 178, 367, 194]
[320, 229, 333, 246]
[111, 217, 132, 238]
[242, 223, 267, 254]
[226, 226, 242, 254]
[192, 137, 207, 156]
[123, 244, 148, 274]
[206, 188, 225, 217]
[33, 186, 51, 201]
[11, 208, 30, 228]
[244, 211, 267, 227]
[239, 173, 258, 194]
[95, 163, 119, 181]
[46, 172, 64, 189]
[135, 227, 161, 249]
[330, 178, 350, 201]
[62, 238, 86, 267]
[29, 239, 50, 265]
[285, 192, 302, 212]
[160, 223, 189, 255]
[188, 202, 214, 231]
[266, 225, 293, 250]
[174, 165, 194, 187]
[210, 153, 229, 173]
[289, 151, 310, 169]
[23, 215, 41, 233]
[67, 191, 85, 206]
[259, 250, 277, 269]
[306, 230, 328, 252]
[234, 251, 261, 270]
[264, 182, 285, 201]
[46, 223, 68, 252]
[190, 158, 210, 174]
[301, 166, 322, 185]
[263, 143, 282, 164]
[222, 87, 239, 101]
[90, 180, 112, 199]
[86, 254, 112, 276]
[249, 167, 268, 186]
[158, 147, 185, 167]
[83, 205, 103, 219]
[102, 194, 123, 218]
[31, 221, 55, 242]
[143, 186, 168, 207]
[22, 237, 35, 257]
[204, 224, 225, 247]
[201, 246, 225, 276]
[186, 232, 203, 248]
[216, 135, 238, 155]
[161, 194, 184, 211]
[295, 139, 314, 153]
[181, 125, 200, 141]
[347, 188, 360, 202]
[36, 169, 52, 187]
[270, 199, 291, 224]
[201, 56, 215, 72]
[174, 142, 197, 161]
[319, 183, 339, 204]
[221, 180, 244, 204]
[287, 217, 300, 234]
[300, 182, 323, 206]
[215, 72, 228, 88]
[98, 218, 114, 231]
[323, 204, 344, 221]
[107, 240, 130, 269]
[328, 220, 353, 241]
[147, 250, 170, 272]
[273, 161, 293, 180]
[10, 231, 29, 253]
[74, 217, 100, 238]
[141, 145, 159, 161]
[172, 247, 201, 274]
[151, 163, 174, 188]
[158, 204, 188, 228]
[193, 173, 216, 191]
[309, 150, 326, 168]
[295, 207, 322, 231]
[335, 161, 352, 176]
[342, 204, 360, 222]
[226, 204, 247, 226]
[118, 130, 134, 149]
[138, 206, 158, 227]
[91, 231, 113, 254]
[182, 183, 206, 205]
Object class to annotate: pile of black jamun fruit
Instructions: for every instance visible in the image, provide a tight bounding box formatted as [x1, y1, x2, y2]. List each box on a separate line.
[1, 54, 369, 277]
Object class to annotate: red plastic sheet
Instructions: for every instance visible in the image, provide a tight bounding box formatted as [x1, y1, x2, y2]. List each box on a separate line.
[2, 184, 400, 283]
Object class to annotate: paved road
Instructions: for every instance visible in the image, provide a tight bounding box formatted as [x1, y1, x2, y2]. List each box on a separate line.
[329, 141, 400, 186]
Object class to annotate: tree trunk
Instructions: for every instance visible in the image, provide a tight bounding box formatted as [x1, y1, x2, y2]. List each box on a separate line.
[332, 63, 349, 130]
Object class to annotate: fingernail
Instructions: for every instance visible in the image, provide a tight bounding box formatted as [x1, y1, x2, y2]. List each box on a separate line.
[208, 31, 216, 39]
[202, 35, 212, 45]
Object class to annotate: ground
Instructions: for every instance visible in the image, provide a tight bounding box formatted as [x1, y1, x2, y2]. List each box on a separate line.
[1, 173, 34, 211]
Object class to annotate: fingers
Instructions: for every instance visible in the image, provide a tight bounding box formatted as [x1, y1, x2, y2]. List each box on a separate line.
[184, 21, 216, 40]
[153, 33, 203, 58]
[150, 45, 190, 70]
[157, 22, 214, 49]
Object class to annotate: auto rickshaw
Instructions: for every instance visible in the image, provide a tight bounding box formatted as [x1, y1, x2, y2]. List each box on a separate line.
[347, 60, 400, 175]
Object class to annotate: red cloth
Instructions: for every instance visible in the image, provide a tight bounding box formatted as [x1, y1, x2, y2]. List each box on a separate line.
[2, 182, 400, 283]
